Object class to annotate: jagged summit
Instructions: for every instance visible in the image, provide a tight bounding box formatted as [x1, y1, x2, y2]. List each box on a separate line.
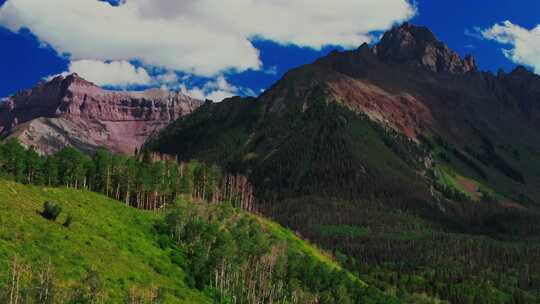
[508, 65, 536, 77]
[41, 73, 99, 93]
[373, 23, 477, 73]
[51, 72, 93, 83]
[313, 23, 478, 77]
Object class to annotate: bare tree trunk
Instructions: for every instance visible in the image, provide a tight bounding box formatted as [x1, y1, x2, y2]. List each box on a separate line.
[9, 255, 23, 304]
[125, 190, 130, 207]
[9, 256, 17, 304]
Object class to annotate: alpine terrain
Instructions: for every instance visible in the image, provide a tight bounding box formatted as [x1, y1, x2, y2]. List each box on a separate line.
[146, 23, 540, 303]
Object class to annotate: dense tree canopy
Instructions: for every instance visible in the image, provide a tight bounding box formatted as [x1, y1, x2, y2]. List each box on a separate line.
[0, 140, 254, 212]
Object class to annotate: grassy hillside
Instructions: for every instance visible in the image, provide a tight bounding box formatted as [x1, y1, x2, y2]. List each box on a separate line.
[0, 179, 212, 303]
[1, 179, 446, 303]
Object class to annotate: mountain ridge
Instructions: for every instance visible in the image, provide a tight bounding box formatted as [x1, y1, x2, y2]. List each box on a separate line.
[142, 24, 540, 304]
[148, 23, 540, 195]
[0, 73, 202, 154]
[146, 22, 540, 238]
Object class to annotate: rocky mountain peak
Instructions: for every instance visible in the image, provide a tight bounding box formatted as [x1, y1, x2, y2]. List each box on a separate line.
[374, 23, 477, 73]
[41, 73, 97, 92]
[63, 72, 97, 86]
[501, 66, 539, 87]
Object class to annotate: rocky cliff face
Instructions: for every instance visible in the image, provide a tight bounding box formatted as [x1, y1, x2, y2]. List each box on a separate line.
[373, 23, 477, 74]
[0, 73, 201, 154]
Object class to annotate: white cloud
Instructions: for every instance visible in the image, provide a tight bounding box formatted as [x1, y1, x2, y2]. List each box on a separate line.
[263, 66, 278, 75]
[208, 76, 238, 93]
[0, 0, 415, 77]
[482, 21, 540, 74]
[155, 71, 178, 84]
[242, 87, 257, 97]
[180, 76, 240, 102]
[50, 60, 248, 100]
[205, 90, 236, 103]
[65, 60, 152, 87]
[464, 28, 485, 40]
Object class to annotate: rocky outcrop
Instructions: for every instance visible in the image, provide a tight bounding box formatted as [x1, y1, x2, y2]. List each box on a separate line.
[0, 73, 201, 154]
[373, 23, 477, 74]
[499, 66, 540, 117]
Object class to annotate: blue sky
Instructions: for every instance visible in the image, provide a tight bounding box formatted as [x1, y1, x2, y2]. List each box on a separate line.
[0, 0, 539, 99]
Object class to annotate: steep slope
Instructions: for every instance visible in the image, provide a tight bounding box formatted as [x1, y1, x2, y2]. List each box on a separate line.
[146, 23, 540, 303]
[0, 74, 201, 154]
[0, 179, 211, 303]
[148, 23, 540, 211]
[0, 179, 445, 303]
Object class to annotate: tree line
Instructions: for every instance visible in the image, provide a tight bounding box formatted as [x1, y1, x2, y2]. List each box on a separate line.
[0, 140, 255, 212]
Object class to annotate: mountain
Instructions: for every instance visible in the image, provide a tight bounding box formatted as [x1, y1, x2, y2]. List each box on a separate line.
[146, 23, 540, 303]
[147, 23, 540, 209]
[148, 22, 540, 207]
[0, 73, 201, 154]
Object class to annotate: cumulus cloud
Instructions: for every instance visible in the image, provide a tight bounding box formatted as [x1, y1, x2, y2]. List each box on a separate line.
[0, 0, 415, 77]
[263, 66, 278, 75]
[184, 76, 238, 102]
[482, 21, 540, 74]
[65, 60, 152, 87]
[154, 71, 179, 84]
[179, 75, 249, 102]
[50, 59, 247, 100]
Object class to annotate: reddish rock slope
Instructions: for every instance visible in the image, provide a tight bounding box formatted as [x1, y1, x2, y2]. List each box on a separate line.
[0, 73, 201, 154]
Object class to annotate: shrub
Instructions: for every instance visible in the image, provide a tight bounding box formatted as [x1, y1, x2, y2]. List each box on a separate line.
[41, 202, 62, 221]
[63, 214, 73, 227]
